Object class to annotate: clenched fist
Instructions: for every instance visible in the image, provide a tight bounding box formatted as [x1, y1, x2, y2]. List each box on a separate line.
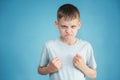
[73, 54, 86, 71]
[48, 57, 62, 73]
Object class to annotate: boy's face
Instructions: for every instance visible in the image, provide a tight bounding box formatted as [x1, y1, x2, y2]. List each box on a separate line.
[55, 17, 81, 40]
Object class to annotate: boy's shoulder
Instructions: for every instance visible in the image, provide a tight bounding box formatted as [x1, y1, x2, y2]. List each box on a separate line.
[78, 38, 91, 45]
[45, 39, 56, 44]
[44, 39, 58, 47]
[77, 38, 93, 49]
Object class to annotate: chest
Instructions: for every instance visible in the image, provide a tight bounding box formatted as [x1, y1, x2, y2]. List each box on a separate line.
[48, 45, 87, 65]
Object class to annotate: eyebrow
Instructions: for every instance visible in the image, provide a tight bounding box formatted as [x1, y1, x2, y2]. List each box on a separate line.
[61, 25, 76, 27]
[61, 25, 68, 27]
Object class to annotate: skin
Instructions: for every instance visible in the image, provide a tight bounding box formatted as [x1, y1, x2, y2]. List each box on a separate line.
[38, 57, 61, 75]
[55, 17, 81, 45]
[73, 54, 97, 79]
[38, 17, 97, 79]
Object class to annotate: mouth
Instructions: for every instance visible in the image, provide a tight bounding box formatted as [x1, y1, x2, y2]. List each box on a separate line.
[65, 34, 71, 37]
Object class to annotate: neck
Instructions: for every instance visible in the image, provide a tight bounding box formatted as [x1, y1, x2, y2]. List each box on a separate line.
[60, 37, 77, 45]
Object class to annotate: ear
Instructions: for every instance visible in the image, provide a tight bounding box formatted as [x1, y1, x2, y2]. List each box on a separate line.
[54, 21, 59, 28]
[78, 20, 82, 29]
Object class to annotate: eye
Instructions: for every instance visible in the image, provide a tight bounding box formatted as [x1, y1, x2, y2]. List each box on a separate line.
[71, 25, 76, 28]
[61, 25, 67, 29]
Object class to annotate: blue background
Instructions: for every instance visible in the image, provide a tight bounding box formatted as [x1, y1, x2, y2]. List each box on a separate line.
[0, 0, 120, 80]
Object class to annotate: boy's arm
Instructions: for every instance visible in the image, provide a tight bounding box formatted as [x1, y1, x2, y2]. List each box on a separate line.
[38, 57, 62, 75]
[73, 54, 97, 79]
[80, 64, 96, 79]
[38, 66, 50, 75]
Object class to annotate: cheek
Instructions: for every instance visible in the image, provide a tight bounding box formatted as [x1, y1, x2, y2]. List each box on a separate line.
[73, 30, 79, 35]
[59, 29, 65, 35]
[73, 30, 78, 33]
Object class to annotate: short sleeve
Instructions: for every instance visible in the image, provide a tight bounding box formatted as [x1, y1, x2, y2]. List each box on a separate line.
[86, 44, 97, 69]
[39, 43, 49, 67]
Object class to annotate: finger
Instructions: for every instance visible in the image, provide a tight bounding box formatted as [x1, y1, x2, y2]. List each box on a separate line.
[54, 58, 61, 66]
[56, 57, 60, 61]
[55, 61, 61, 69]
[52, 57, 60, 63]
[77, 54, 82, 58]
[55, 59, 61, 64]
[51, 57, 57, 63]
[73, 58, 78, 64]
[74, 55, 78, 59]
[54, 57, 59, 61]
[55, 60, 61, 65]
[75, 54, 79, 60]
[73, 56, 80, 63]
[76, 54, 80, 57]
[73, 60, 78, 66]
[73, 59, 76, 63]
[74, 56, 79, 61]
[57, 62, 61, 67]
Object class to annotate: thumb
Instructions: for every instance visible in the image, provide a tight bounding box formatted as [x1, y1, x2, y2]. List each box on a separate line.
[77, 54, 82, 58]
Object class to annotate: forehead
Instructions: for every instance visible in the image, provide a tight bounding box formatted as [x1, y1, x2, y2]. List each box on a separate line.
[58, 17, 79, 25]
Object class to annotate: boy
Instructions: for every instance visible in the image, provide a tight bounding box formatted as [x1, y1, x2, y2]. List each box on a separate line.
[38, 4, 97, 80]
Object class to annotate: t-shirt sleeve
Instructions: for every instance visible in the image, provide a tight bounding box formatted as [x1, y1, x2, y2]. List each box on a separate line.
[39, 43, 49, 67]
[86, 43, 97, 69]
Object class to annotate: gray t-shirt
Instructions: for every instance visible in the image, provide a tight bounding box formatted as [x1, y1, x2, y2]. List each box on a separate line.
[39, 38, 97, 80]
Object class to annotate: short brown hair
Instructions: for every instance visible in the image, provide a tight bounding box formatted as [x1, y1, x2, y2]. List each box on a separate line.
[57, 4, 80, 21]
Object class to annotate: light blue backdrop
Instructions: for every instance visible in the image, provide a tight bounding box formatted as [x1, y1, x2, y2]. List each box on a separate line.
[0, 0, 120, 80]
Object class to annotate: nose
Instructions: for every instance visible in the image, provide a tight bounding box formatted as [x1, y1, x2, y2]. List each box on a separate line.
[66, 28, 72, 34]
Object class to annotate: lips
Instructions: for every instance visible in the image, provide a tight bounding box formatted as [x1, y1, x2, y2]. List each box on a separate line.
[65, 34, 71, 37]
